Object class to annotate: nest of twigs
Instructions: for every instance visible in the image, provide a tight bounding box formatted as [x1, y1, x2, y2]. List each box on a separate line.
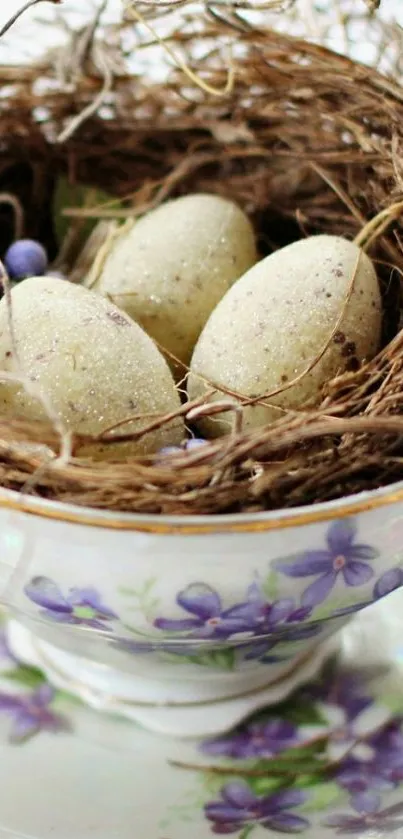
[0, 2, 403, 515]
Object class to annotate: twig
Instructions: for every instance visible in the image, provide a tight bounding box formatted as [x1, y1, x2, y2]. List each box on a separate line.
[169, 723, 389, 782]
[0, 194, 24, 241]
[168, 741, 334, 779]
[124, 0, 235, 98]
[0, 0, 62, 39]
[169, 759, 300, 779]
[187, 401, 243, 435]
[56, 53, 112, 144]
[86, 391, 215, 445]
[354, 200, 403, 251]
[83, 220, 133, 289]
[56, 1, 111, 144]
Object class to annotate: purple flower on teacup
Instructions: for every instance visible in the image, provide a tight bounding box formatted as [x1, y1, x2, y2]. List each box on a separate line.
[274, 520, 378, 607]
[337, 722, 403, 802]
[24, 576, 117, 630]
[154, 581, 313, 642]
[324, 793, 403, 835]
[0, 684, 69, 743]
[369, 724, 403, 786]
[336, 757, 396, 807]
[205, 783, 309, 834]
[302, 673, 374, 721]
[299, 700, 391, 763]
[154, 583, 243, 639]
[299, 673, 390, 764]
[201, 719, 299, 760]
[221, 583, 314, 639]
[330, 566, 403, 621]
[239, 639, 290, 664]
[373, 568, 403, 600]
[239, 624, 322, 665]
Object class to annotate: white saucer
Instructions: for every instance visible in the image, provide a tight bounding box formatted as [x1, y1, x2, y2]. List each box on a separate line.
[6, 620, 339, 738]
[1, 594, 403, 837]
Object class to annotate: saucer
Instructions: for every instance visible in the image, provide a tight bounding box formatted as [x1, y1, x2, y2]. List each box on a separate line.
[6, 619, 339, 738]
[1, 592, 403, 837]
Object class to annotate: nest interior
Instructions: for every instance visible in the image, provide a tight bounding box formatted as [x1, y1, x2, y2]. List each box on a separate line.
[1, 7, 403, 515]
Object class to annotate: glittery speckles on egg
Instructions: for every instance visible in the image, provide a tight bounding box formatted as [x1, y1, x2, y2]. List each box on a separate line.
[188, 234, 382, 437]
[94, 193, 257, 369]
[0, 277, 183, 458]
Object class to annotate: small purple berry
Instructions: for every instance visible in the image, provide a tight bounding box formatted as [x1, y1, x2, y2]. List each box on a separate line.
[186, 438, 207, 450]
[158, 438, 207, 460]
[4, 239, 48, 280]
[158, 445, 182, 456]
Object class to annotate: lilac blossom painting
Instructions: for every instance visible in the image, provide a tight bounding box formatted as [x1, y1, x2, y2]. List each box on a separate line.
[21, 517, 403, 674]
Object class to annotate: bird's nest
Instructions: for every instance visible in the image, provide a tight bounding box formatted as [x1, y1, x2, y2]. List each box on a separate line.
[0, 1, 403, 515]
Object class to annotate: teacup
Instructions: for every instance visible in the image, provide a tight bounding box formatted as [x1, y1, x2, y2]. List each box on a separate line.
[1, 482, 402, 735]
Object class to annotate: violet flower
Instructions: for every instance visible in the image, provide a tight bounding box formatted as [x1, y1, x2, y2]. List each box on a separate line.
[0, 684, 69, 742]
[201, 719, 299, 760]
[370, 724, 403, 785]
[205, 783, 309, 834]
[330, 566, 403, 621]
[24, 576, 117, 630]
[300, 700, 391, 763]
[274, 520, 377, 607]
[324, 793, 403, 835]
[373, 568, 403, 600]
[336, 757, 395, 809]
[154, 581, 313, 642]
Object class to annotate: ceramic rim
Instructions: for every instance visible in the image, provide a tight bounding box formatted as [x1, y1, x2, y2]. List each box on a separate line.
[1, 471, 403, 534]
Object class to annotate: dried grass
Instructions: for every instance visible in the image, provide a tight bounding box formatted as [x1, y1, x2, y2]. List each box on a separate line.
[0, 1, 402, 514]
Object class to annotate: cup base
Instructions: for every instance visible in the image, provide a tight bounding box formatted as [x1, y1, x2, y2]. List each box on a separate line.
[6, 619, 340, 738]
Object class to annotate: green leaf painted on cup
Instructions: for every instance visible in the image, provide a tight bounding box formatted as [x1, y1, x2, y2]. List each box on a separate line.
[298, 781, 342, 811]
[262, 569, 279, 601]
[2, 664, 45, 689]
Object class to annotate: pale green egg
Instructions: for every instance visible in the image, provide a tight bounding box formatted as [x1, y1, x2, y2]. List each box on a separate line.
[0, 277, 183, 457]
[94, 193, 257, 368]
[188, 235, 382, 436]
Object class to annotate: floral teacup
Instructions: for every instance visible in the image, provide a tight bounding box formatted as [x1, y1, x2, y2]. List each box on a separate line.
[0, 481, 402, 734]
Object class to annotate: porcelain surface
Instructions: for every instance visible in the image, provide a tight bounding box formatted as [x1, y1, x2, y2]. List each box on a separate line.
[7, 619, 339, 737]
[1, 487, 403, 714]
[0, 593, 403, 838]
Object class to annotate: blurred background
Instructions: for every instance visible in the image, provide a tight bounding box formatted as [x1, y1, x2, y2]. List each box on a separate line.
[0, 0, 402, 70]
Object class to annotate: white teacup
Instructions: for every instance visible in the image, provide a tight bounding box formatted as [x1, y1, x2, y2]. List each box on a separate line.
[0, 482, 402, 735]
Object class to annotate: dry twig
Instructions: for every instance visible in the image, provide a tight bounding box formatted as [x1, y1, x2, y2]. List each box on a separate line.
[0, 0, 62, 39]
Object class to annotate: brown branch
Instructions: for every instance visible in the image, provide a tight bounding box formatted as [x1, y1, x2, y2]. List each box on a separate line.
[56, 0, 111, 144]
[0, 194, 24, 241]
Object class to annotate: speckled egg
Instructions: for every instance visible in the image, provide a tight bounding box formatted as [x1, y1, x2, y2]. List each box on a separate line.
[188, 235, 382, 436]
[0, 277, 184, 457]
[94, 193, 257, 368]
